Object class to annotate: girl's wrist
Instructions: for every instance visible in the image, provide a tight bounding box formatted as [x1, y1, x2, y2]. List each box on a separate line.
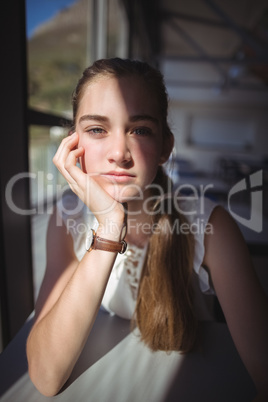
[96, 220, 126, 242]
[97, 203, 127, 241]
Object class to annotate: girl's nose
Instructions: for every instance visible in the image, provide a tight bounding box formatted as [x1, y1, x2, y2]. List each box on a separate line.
[106, 132, 132, 165]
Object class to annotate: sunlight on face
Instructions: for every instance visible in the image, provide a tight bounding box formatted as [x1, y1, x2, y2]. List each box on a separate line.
[76, 75, 167, 203]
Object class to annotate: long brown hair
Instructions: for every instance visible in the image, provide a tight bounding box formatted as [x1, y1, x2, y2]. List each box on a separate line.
[135, 167, 196, 352]
[72, 58, 197, 352]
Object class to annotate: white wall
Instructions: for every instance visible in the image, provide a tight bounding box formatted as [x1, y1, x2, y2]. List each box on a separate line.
[162, 58, 268, 175]
[168, 99, 268, 175]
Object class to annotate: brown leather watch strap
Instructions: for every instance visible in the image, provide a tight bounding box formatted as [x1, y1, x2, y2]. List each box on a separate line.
[93, 236, 127, 254]
[86, 229, 127, 254]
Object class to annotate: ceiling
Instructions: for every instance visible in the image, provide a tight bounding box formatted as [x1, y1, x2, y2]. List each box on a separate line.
[132, 0, 268, 101]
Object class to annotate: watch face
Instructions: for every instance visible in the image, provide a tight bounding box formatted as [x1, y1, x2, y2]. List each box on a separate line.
[85, 229, 95, 251]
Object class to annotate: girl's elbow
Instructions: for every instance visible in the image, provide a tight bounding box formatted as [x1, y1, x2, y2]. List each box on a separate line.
[28, 357, 64, 397]
[29, 369, 63, 397]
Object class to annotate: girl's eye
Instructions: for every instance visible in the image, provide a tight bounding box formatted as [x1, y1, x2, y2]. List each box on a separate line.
[133, 127, 152, 136]
[89, 127, 103, 134]
[86, 127, 106, 137]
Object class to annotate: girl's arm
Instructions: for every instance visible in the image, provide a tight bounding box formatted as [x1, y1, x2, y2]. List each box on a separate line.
[27, 208, 123, 397]
[203, 206, 268, 400]
[27, 134, 126, 396]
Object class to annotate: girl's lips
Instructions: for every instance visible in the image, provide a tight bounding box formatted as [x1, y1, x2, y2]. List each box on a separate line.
[101, 171, 136, 183]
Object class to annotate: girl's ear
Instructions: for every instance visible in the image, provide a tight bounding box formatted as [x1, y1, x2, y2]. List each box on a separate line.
[159, 134, 174, 165]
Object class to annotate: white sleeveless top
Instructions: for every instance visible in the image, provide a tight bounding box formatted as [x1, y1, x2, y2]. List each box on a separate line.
[57, 191, 217, 321]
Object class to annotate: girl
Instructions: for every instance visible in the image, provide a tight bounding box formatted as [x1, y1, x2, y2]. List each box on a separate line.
[27, 58, 268, 400]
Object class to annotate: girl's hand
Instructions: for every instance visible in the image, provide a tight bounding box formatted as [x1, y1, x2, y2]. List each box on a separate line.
[53, 133, 126, 234]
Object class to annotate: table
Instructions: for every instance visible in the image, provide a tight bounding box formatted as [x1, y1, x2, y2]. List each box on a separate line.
[0, 310, 256, 402]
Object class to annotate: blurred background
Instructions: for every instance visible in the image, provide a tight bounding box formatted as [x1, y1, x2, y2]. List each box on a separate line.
[0, 0, 268, 351]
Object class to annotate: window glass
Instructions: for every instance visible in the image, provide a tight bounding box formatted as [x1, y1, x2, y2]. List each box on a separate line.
[26, 0, 129, 297]
[107, 0, 128, 58]
[26, 0, 128, 205]
[26, 0, 90, 210]
[27, 0, 87, 115]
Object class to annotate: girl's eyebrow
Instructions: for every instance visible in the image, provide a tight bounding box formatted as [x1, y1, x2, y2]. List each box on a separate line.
[78, 114, 159, 125]
[78, 114, 108, 124]
[129, 114, 159, 125]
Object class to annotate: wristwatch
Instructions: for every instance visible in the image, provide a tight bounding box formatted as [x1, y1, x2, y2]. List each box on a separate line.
[86, 229, 127, 254]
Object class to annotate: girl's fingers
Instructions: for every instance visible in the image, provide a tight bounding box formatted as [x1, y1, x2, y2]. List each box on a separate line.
[53, 133, 84, 186]
[53, 133, 77, 158]
[63, 151, 117, 217]
[64, 146, 84, 171]
[53, 133, 81, 181]
[53, 133, 124, 221]
[64, 147, 86, 187]
[53, 133, 79, 167]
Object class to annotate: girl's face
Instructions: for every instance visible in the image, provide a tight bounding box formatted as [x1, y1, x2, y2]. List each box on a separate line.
[76, 75, 170, 203]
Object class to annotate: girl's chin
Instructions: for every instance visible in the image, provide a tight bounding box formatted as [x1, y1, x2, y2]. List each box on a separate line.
[105, 187, 144, 204]
[99, 180, 142, 201]
[107, 192, 140, 204]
